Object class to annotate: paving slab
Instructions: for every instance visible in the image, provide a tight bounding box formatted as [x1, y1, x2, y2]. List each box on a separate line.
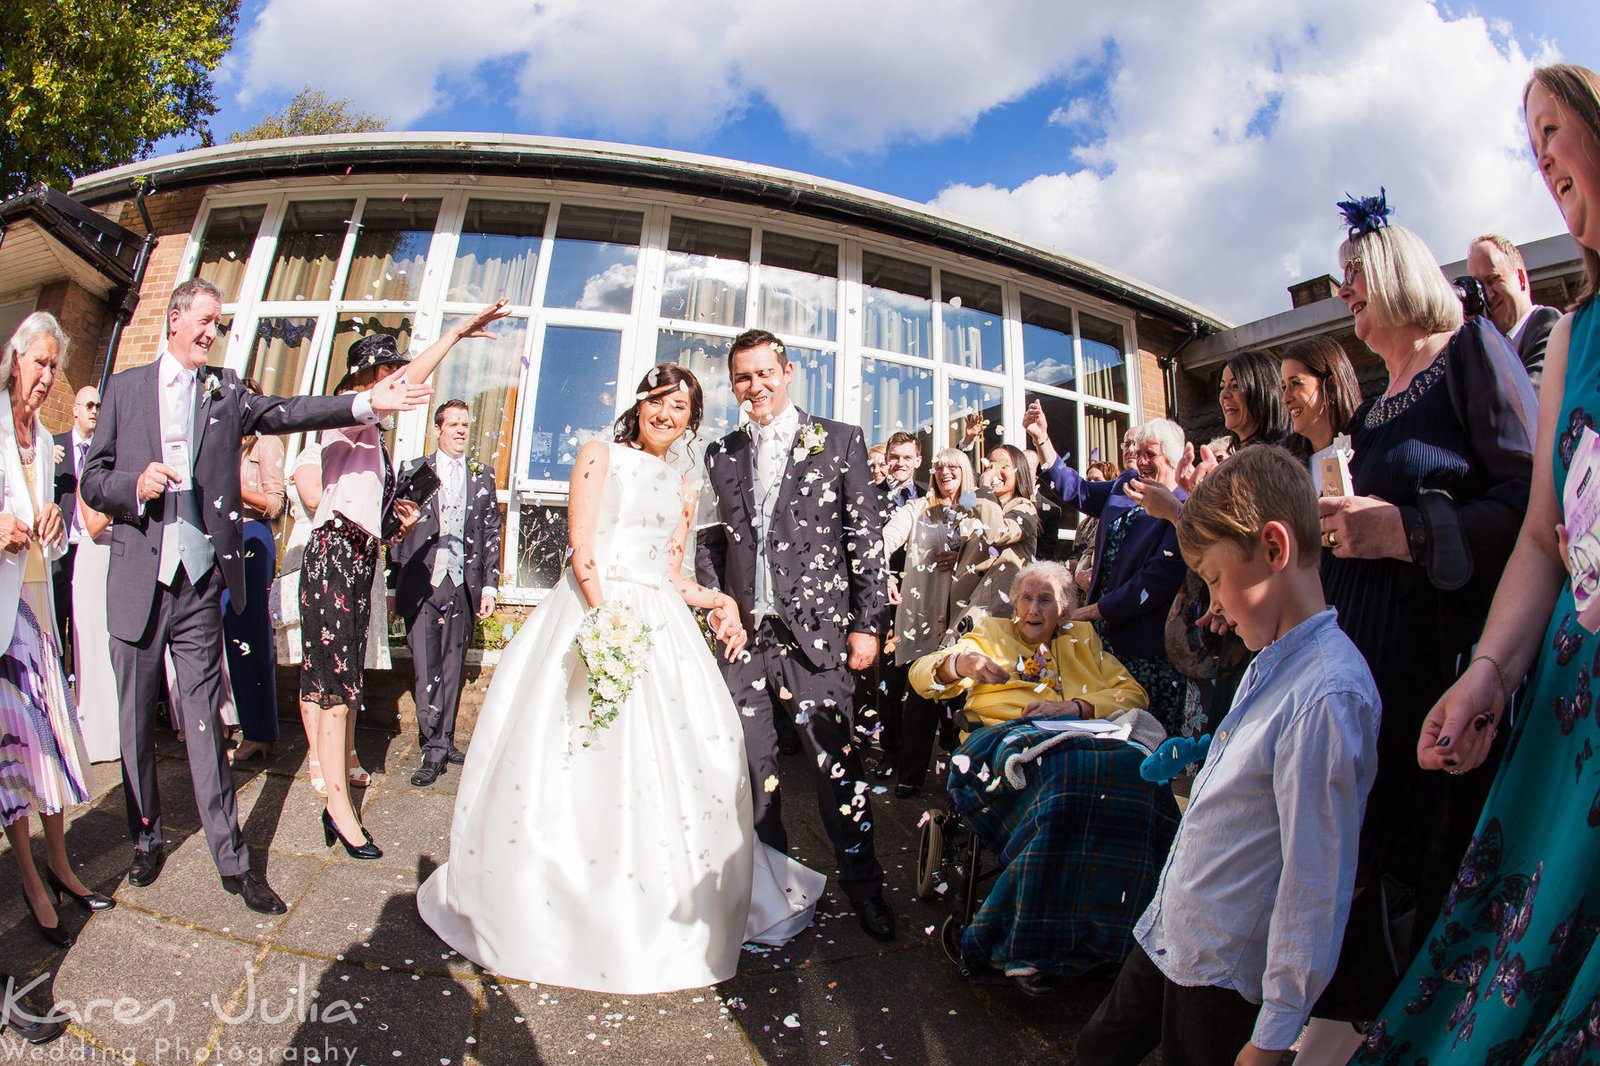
[0, 675, 1166, 1066]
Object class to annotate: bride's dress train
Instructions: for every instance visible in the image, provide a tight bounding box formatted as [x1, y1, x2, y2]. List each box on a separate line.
[418, 443, 821, 993]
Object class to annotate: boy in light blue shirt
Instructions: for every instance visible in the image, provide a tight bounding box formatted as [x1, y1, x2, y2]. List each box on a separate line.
[1074, 446, 1380, 1066]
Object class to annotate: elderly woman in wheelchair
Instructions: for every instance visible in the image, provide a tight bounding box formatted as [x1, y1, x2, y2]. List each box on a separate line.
[907, 561, 1180, 996]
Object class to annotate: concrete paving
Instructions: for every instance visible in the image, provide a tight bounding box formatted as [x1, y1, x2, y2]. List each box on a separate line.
[0, 667, 1155, 1066]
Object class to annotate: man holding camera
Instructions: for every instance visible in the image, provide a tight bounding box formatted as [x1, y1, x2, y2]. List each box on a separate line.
[1467, 233, 1563, 389]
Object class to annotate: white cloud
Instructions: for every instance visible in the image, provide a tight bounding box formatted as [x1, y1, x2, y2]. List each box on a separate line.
[225, 0, 1573, 323]
[931, 1, 1568, 321]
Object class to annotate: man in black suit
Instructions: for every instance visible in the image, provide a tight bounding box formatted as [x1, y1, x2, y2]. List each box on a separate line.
[1468, 233, 1563, 390]
[696, 329, 895, 941]
[79, 277, 430, 913]
[866, 431, 923, 779]
[393, 400, 502, 786]
[51, 385, 99, 668]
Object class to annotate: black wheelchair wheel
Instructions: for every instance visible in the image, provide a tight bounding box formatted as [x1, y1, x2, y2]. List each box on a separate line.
[914, 811, 945, 900]
[940, 913, 966, 967]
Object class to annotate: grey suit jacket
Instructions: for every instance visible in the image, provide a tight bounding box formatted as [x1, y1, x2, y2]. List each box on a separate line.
[1516, 304, 1564, 388]
[695, 410, 888, 671]
[390, 453, 503, 622]
[80, 360, 364, 643]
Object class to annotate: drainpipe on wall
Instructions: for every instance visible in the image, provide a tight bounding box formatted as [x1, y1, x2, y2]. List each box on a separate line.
[99, 183, 158, 393]
[1156, 321, 1201, 420]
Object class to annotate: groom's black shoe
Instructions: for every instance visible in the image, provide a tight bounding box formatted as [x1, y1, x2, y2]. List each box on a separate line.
[856, 896, 896, 942]
[221, 872, 287, 915]
[411, 757, 447, 786]
[446, 745, 466, 765]
[128, 844, 166, 887]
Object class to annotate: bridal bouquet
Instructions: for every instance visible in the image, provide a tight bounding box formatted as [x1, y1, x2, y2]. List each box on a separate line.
[574, 603, 653, 746]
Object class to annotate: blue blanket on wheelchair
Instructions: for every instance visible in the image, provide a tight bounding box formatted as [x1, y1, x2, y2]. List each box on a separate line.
[948, 714, 1180, 977]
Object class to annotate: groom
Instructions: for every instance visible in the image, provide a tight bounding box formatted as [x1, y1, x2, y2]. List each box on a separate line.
[697, 329, 895, 941]
[80, 277, 431, 913]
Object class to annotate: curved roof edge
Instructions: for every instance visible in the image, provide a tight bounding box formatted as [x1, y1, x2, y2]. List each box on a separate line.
[69, 132, 1229, 333]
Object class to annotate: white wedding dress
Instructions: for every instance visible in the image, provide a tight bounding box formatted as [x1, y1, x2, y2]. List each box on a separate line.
[418, 443, 822, 994]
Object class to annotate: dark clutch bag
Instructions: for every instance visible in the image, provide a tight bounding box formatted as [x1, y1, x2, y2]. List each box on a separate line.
[381, 464, 441, 539]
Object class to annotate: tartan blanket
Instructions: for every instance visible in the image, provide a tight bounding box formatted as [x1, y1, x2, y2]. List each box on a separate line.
[949, 714, 1180, 977]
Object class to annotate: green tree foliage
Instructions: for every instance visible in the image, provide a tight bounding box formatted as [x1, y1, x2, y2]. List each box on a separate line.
[229, 86, 389, 142]
[0, 0, 238, 197]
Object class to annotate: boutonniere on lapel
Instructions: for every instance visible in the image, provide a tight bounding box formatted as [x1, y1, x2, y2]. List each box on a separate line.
[199, 372, 222, 403]
[467, 458, 485, 477]
[792, 423, 827, 464]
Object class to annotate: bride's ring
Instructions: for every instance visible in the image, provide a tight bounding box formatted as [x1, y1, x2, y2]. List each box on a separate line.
[1323, 530, 1337, 547]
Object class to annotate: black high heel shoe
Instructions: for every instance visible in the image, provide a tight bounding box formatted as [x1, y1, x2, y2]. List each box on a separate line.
[28, 903, 72, 948]
[48, 868, 115, 912]
[321, 809, 382, 860]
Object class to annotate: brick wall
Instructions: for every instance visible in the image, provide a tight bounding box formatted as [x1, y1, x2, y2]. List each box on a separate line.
[33, 279, 112, 433]
[107, 188, 207, 371]
[1136, 349, 1167, 422]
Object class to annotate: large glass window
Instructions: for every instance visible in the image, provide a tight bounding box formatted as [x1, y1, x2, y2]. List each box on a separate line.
[431, 316, 531, 485]
[1084, 407, 1130, 469]
[657, 330, 738, 442]
[1081, 313, 1129, 404]
[862, 252, 932, 358]
[758, 231, 837, 340]
[661, 218, 749, 327]
[327, 313, 416, 396]
[942, 272, 1004, 373]
[246, 316, 320, 396]
[342, 198, 441, 302]
[947, 378, 1005, 456]
[195, 205, 264, 302]
[1025, 390, 1082, 472]
[786, 346, 834, 422]
[543, 206, 642, 313]
[517, 503, 570, 589]
[448, 199, 547, 305]
[861, 357, 933, 456]
[1021, 294, 1076, 388]
[525, 326, 622, 482]
[263, 200, 354, 302]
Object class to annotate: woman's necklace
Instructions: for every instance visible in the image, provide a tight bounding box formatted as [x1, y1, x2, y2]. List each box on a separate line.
[14, 412, 34, 464]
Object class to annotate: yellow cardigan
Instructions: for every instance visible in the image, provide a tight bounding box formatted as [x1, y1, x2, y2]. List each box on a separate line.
[908, 616, 1149, 728]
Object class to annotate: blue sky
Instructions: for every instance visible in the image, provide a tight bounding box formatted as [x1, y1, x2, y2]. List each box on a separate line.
[175, 0, 1594, 323]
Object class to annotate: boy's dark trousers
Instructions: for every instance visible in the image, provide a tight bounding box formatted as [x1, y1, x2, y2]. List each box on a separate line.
[1073, 945, 1268, 1066]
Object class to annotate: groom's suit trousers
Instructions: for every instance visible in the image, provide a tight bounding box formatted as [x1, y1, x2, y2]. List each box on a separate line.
[722, 616, 885, 904]
[111, 564, 250, 877]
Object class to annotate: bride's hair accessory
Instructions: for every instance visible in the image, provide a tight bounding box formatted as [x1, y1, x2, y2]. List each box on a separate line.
[1336, 188, 1392, 239]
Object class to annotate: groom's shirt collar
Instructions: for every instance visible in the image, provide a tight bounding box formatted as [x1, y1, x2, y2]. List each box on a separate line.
[744, 401, 800, 440]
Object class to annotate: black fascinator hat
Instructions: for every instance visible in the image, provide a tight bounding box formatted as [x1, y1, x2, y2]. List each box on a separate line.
[335, 333, 410, 393]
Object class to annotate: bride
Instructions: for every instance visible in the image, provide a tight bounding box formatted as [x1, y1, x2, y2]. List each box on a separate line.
[417, 363, 823, 994]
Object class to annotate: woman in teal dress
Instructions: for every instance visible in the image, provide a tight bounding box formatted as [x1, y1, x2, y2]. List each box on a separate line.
[1355, 64, 1600, 1064]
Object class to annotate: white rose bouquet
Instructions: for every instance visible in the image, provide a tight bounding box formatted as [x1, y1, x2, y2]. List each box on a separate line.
[574, 603, 653, 746]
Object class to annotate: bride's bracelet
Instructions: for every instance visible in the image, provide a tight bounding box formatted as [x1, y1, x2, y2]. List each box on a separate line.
[1468, 652, 1511, 709]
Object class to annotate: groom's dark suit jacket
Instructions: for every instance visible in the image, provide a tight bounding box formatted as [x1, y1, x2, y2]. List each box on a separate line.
[80, 361, 363, 644]
[696, 411, 888, 671]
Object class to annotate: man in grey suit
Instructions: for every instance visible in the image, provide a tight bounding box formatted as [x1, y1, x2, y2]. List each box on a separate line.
[392, 400, 502, 786]
[696, 329, 895, 941]
[79, 277, 431, 912]
[1468, 233, 1564, 390]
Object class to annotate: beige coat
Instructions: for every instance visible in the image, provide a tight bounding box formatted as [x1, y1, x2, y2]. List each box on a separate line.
[884, 496, 1006, 666]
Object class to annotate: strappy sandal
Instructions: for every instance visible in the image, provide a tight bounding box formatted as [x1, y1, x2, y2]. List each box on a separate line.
[347, 752, 372, 788]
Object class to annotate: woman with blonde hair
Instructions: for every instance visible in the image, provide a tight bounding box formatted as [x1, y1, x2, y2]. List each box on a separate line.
[0, 313, 113, 950]
[881, 446, 1001, 795]
[1350, 63, 1600, 1063]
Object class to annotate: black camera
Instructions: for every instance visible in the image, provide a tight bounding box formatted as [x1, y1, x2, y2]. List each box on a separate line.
[1453, 275, 1490, 319]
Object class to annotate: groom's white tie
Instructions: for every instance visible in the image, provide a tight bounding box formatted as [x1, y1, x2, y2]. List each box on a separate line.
[756, 423, 785, 497]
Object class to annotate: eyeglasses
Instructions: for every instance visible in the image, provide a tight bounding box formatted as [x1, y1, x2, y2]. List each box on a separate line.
[78, 402, 101, 411]
[1340, 260, 1364, 287]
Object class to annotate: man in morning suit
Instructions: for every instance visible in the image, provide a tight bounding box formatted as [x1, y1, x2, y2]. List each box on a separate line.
[79, 277, 430, 913]
[393, 399, 502, 786]
[696, 329, 896, 941]
[51, 385, 99, 669]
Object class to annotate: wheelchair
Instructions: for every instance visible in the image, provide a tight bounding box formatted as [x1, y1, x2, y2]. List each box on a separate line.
[912, 708, 999, 975]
